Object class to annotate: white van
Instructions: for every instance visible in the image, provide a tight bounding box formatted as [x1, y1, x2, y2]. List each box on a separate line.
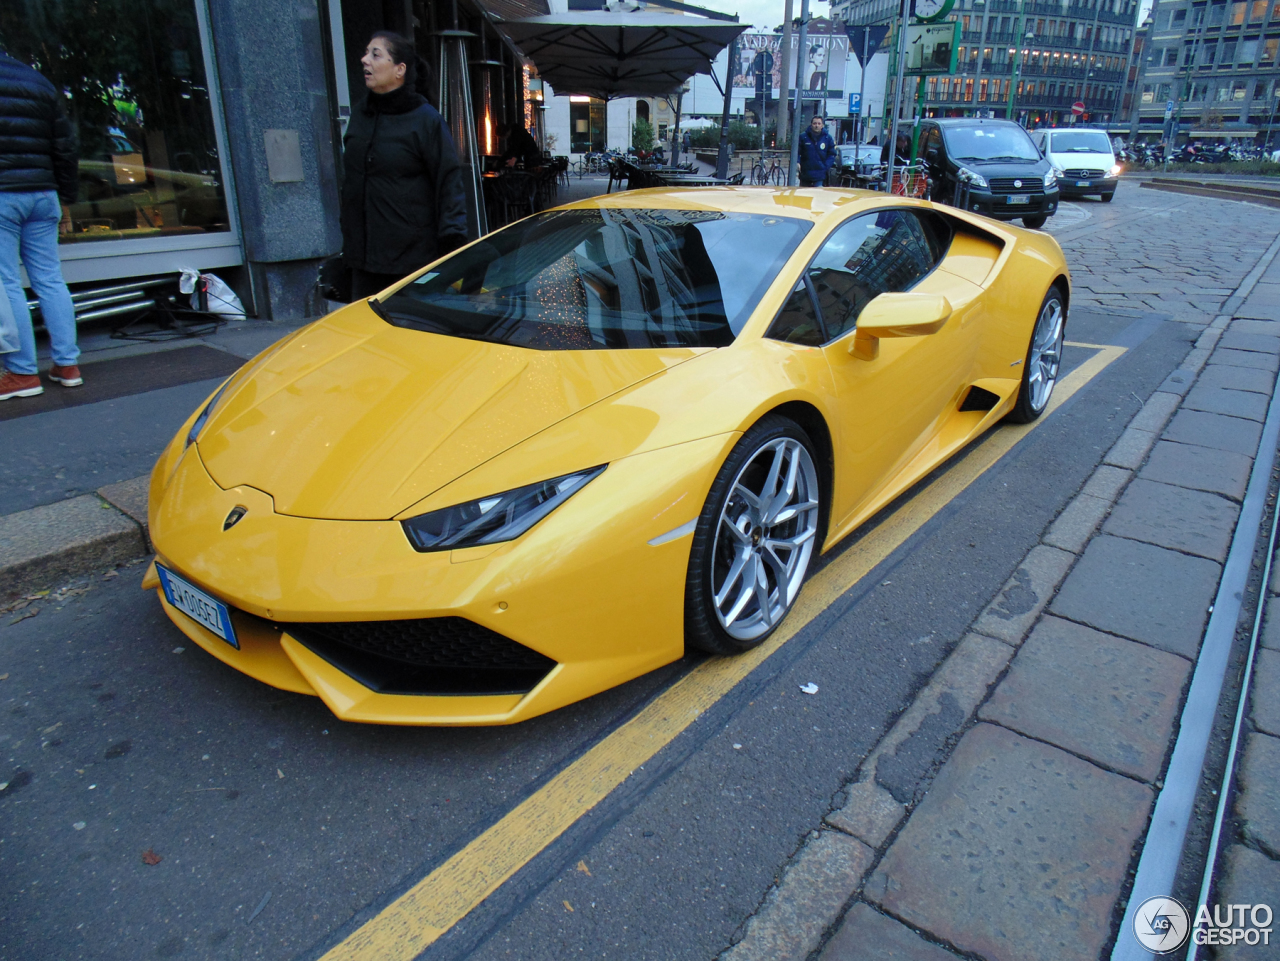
[1028, 128, 1122, 202]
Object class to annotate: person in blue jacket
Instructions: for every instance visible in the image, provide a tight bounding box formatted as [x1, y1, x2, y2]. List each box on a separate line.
[798, 115, 836, 187]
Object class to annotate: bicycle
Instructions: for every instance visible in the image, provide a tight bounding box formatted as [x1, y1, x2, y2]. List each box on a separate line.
[750, 152, 788, 186]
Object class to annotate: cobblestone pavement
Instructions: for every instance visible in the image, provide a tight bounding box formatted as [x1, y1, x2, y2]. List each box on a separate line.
[722, 181, 1280, 961]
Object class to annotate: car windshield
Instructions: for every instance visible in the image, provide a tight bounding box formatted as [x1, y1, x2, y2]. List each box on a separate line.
[377, 209, 811, 350]
[1047, 130, 1113, 153]
[943, 124, 1040, 162]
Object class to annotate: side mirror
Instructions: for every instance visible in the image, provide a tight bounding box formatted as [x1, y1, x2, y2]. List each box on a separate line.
[849, 292, 953, 354]
[925, 147, 940, 164]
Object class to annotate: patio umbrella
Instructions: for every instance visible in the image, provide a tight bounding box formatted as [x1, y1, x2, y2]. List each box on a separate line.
[497, 11, 745, 99]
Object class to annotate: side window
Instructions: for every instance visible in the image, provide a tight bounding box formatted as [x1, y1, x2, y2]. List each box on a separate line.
[806, 210, 948, 341]
[923, 127, 942, 156]
[767, 276, 826, 346]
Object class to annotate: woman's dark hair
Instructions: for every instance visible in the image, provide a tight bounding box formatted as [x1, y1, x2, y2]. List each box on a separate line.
[370, 30, 433, 98]
[370, 30, 414, 70]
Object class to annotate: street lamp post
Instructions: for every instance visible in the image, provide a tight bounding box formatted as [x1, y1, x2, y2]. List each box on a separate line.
[1005, 0, 1029, 121]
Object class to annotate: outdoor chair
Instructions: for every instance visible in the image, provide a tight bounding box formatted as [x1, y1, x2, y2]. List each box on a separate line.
[491, 171, 537, 226]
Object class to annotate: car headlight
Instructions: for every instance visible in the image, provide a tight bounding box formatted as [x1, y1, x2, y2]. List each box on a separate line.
[402, 465, 606, 552]
[1044, 169, 1060, 189]
[185, 381, 231, 448]
[957, 166, 988, 189]
[1108, 163, 1123, 177]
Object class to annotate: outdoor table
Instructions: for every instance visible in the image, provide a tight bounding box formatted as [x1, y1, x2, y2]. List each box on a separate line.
[655, 175, 733, 187]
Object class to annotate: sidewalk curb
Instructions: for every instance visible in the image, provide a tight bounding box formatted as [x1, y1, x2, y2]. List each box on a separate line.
[0, 474, 151, 603]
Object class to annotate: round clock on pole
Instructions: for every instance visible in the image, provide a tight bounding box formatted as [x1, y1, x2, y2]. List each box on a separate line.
[912, 0, 955, 21]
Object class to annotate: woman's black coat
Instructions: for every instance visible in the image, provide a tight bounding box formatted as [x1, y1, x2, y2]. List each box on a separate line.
[340, 87, 468, 275]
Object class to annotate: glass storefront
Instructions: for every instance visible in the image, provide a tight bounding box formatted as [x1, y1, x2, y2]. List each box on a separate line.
[569, 98, 605, 153]
[0, 0, 234, 259]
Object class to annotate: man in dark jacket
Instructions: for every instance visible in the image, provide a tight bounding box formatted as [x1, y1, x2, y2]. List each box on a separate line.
[798, 115, 836, 187]
[0, 51, 81, 400]
[501, 123, 542, 168]
[340, 31, 469, 301]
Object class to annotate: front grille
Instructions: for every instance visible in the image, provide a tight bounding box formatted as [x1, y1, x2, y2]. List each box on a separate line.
[283, 616, 556, 696]
[1063, 168, 1106, 179]
[988, 177, 1039, 193]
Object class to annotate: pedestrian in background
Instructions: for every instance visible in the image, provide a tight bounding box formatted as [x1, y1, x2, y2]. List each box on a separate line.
[798, 114, 836, 187]
[340, 31, 468, 302]
[0, 50, 81, 401]
[500, 122, 542, 168]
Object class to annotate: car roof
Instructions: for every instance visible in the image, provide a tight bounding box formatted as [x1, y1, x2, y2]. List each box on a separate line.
[931, 118, 1026, 128]
[561, 186, 903, 224]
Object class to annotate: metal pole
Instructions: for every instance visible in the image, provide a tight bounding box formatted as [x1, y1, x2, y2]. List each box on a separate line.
[887, 0, 911, 194]
[672, 86, 684, 163]
[788, 0, 811, 187]
[1005, 0, 1027, 120]
[858, 27, 868, 143]
[780, 0, 794, 152]
[716, 37, 738, 178]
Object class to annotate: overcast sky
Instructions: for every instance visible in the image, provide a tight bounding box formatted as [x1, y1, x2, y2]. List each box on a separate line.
[693, 0, 832, 32]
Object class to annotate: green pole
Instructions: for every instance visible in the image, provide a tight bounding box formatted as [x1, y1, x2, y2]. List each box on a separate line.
[910, 75, 925, 162]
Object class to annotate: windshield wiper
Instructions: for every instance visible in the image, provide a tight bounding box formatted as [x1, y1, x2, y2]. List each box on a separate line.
[986, 155, 1037, 162]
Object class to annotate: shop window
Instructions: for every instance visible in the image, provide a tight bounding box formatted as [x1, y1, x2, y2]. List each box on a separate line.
[0, 0, 231, 244]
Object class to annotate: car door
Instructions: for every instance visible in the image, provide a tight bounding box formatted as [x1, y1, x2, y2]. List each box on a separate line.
[804, 209, 983, 530]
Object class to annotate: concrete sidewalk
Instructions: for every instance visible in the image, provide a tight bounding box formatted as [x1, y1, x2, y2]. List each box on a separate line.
[719, 262, 1280, 959]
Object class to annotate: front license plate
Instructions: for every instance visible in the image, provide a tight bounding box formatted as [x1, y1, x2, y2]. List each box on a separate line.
[156, 565, 239, 649]
[1076, 180, 1091, 187]
[1007, 194, 1030, 204]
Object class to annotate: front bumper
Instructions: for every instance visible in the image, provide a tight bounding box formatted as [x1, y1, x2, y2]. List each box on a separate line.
[953, 186, 1059, 221]
[145, 435, 734, 725]
[1059, 176, 1118, 196]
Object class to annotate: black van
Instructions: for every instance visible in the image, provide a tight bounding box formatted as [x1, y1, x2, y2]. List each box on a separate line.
[918, 118, 1060, 229]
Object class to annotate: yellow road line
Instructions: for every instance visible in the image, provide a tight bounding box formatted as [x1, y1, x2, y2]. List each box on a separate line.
[321, 343, 1126, 961]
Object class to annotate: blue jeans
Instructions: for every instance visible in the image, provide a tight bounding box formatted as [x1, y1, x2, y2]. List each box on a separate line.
[0, 191, 78, 375]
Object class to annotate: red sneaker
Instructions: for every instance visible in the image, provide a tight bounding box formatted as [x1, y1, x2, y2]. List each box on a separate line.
[0, 371, 43, 400]
[48, 365, 83, 387]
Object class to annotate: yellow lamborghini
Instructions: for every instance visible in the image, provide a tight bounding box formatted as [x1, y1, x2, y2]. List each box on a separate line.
[143, 187, 1069, 725]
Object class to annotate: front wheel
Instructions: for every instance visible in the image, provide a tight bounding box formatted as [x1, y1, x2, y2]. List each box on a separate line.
[685, 416, 823, 655]
[1101, 192, 1115, 203]
[1021, 214, 1047, 229]
[1006, 288, 1066, 424]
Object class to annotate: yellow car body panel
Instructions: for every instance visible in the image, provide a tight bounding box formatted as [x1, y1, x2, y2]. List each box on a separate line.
[146, 187, 1069, 724]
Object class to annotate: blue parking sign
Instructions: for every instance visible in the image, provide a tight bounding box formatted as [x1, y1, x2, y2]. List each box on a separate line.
[849, 92, 862, 115]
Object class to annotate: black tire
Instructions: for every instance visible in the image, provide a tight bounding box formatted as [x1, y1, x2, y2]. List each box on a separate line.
[685, 415, 824, 655]
[1006, 287, 1067, 424]
[1021, 214, 1048, 229]
[1101, 192, 1115, 202]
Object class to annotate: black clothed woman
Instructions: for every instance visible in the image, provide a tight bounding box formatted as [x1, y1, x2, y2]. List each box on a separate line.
[340, 31, 469, 301]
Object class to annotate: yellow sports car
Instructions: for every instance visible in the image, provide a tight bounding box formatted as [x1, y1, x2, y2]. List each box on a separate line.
[143, 187, 1069, 725]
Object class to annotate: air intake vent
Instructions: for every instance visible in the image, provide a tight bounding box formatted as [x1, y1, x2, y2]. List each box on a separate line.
[283, 617, 556, 696]
[959, 385, 1001, 412]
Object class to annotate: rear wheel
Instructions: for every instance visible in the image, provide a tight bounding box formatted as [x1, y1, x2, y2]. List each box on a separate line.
[685, 416, 822, 655]
[1006, 287, 1066, 424]
[1022, 214, 1047, 229]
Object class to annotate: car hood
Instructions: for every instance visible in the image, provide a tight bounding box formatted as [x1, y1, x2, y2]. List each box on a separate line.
[960, 158, 1051, 180]
[1047, 150, 1114, 168]
[197, 302, 706, 520]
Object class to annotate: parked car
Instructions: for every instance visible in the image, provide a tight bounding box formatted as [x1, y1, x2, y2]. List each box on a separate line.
[919, 118, 1060, 229]
[1028, 127, 1120, 202]
[146, 187, 1070, 725]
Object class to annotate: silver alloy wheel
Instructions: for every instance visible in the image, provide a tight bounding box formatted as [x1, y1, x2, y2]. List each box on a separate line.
[710, 437, 820, 642]
[1027, 296, 1065, 413]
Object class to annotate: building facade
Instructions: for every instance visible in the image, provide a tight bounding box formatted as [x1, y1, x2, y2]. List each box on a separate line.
[1136, 0, 1280, 143]
[1, 0, 535, 319]
[832, 0, 1143, 128]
